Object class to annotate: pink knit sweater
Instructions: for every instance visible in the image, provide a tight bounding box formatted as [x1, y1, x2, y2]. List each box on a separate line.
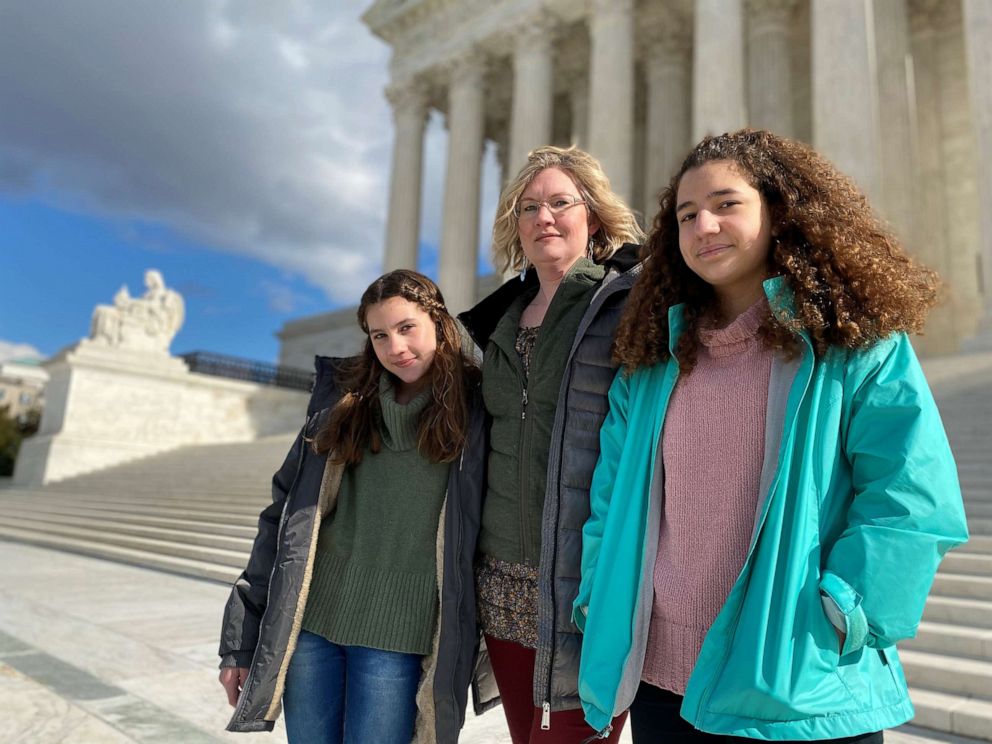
[641, 298, 774, 694]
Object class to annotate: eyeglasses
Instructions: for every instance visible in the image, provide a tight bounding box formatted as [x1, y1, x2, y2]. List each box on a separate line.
[515, 194, 587, 220]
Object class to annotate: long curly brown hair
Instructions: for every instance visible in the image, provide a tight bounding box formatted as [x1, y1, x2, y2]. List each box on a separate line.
[613, 129, 941, 373]
[312, 270, 479, 465]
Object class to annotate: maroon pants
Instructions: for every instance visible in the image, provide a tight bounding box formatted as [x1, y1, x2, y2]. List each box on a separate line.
[485, 634, 628, 744]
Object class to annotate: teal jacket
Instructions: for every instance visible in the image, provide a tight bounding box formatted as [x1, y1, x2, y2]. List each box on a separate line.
[572, 277, 968, 739]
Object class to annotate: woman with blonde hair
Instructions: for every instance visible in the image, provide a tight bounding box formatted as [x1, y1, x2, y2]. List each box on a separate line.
[574, 129, 967, 742]
[459, 145, 644, 743]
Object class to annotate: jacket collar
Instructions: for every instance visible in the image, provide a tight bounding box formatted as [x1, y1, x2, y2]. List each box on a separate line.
[459, 242, 642, 348]
[666, 275, 809, 357]
[308, 355, 349, 416]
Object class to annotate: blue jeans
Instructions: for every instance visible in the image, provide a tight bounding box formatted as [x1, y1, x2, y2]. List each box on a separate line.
[283, 630, 423, 744]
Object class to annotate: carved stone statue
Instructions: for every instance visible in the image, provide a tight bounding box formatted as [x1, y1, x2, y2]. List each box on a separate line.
[88, 270, 185, 353]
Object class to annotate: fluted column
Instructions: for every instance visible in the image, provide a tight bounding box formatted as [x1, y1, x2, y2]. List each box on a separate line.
[383, 80, 428, 272]
[874, 0, 916, 244]
[811, 0, 881, 203]
[963, 0, 992, 311]
[508, 16, 556, 175]
[571, 83, 589, 149]
[746, 0, 795, 136]
[588, 0, 635, 201]
[909, 6, 955, 353]
[439, 52, 486, 314]
[692, 0, 746, 140]
[643, 22, 691, 219]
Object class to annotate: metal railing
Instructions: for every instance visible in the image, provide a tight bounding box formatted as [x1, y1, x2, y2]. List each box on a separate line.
[180, 351, 314, 391]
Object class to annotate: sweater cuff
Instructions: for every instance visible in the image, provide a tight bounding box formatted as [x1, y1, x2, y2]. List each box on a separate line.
[819, 571, 870, 656]
[219, 651, 254, 669]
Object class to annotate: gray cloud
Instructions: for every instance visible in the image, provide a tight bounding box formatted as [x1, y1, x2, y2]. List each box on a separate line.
[0, 0, 392, 303]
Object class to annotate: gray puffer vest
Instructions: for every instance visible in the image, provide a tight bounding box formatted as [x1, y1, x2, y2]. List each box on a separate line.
[459, 244, 643, 712]
[218, 356, 497, 741]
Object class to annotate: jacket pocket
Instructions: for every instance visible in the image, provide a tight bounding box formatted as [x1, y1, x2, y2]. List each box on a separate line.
[705, 590, 857, 721]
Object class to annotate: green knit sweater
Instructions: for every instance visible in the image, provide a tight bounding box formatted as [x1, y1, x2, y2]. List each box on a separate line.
[480, 258, 605, 566]
[301, 376, 449, 655]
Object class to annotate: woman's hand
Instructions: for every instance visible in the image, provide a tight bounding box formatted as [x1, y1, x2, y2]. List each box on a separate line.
[219, 666, 249, 707]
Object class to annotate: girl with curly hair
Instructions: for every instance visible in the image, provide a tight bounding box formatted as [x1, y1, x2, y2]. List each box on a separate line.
[219, 270, 493, 743]
[572, 130, 968, 743]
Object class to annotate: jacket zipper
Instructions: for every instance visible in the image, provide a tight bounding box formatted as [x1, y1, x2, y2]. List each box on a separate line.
[234, 413, 312, 723]
[687, 351, 814, 725]
[520, 382, 532, 562]
[537, 272, 633, 730]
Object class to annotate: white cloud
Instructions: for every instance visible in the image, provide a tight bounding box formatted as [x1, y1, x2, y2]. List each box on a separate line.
[0, 341, 44, 364]
[0, 0, 393, 305]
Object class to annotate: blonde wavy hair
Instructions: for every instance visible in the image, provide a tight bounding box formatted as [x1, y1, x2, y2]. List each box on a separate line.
[491, 145, 645, 274]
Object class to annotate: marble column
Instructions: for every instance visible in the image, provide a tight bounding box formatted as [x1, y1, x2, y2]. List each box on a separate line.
[588, 0, 635, 202]
[909, 7, 955, 353]
[746, 0, 795, 137]
[811, 0, 881, 203]
[383, 80, 428, 273]
[963, 0, 992, 310]
[873, 0, 916, 244]
[571, 83, 589, 149]
[508, 16, 555, 176]
[439, 52, 486, 313]
[692, 0, 746, 141]
[933, 2, 982, 334]
[643, 24, 691, 220]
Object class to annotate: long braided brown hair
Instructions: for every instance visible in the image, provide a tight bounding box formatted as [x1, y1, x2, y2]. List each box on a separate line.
[613, 129, 941, 373]
[312, 270, 478, 465]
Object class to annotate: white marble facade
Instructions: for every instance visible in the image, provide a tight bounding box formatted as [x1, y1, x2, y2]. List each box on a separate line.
[360, 0, 991, 353]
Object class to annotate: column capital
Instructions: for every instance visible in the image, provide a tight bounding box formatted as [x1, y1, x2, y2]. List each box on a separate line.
[639, 16, 692, 67]
[384, 78, 428, 117]
[441, 47, 488, 89]
[589, 0, 634, 20]
[507, 11, 559, 53]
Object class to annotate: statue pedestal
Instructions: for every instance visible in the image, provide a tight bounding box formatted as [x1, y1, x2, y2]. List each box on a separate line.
[13, 341, 307, 485]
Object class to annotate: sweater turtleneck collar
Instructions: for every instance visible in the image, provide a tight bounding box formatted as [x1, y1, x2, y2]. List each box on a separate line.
[698, 297, 768, 358]
[377, 374, 431, 451]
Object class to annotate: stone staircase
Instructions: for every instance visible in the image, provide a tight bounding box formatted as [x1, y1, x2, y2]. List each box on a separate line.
[0, 435, 292, 583]
[0, 352, 991, 739]
[898, 351, 992, 740]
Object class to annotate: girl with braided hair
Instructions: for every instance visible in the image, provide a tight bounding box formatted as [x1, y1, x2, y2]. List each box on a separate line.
[219, 270, 495, 743]
[573, 130, 968, 743]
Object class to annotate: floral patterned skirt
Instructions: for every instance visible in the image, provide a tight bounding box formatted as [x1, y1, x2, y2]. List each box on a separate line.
[475, 554, 539, 649]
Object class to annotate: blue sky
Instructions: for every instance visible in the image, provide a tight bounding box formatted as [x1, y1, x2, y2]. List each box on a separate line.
[0, 1, 497, 365]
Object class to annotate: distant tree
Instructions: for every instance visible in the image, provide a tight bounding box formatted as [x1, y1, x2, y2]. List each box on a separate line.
[0, 404, 40, 477]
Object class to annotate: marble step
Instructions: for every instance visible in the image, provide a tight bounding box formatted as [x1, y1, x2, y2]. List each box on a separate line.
[910, 687, 992, 741]
[931, 573, 992, 601]
[0, 507, 254, 552]
[900, 649, 992, 700]
[957, 536, 992, 554]
[940, 552, 992, 576]
[964, 503, 992, 518]
[0, 525, 238, 584]
[0, 502, 257, 538]
[0, 496, 261, 526]
[903, 621, 992, 660]
[7, 488, 269, 509]
[923, 596, 992, 629]
[0, 515, 248, 568]
[960, 518, 992, 536]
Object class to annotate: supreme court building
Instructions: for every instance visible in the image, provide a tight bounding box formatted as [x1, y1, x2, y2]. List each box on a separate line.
[280, 0, 992, 367]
